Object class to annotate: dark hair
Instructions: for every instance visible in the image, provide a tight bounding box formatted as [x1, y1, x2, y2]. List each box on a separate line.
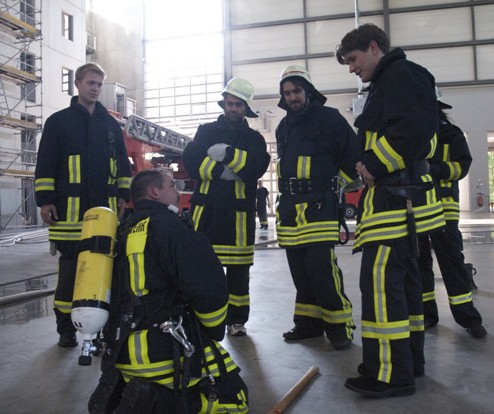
[336, 23, 390, 64]
[280, 76, 311, 97]
[130, 169, 167, 203]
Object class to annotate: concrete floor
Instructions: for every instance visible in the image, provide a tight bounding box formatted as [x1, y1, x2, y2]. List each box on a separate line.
[0, 219, 493, 414]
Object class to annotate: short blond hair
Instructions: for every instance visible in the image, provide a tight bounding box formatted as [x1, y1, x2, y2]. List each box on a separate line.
[75, 63, 106, 81]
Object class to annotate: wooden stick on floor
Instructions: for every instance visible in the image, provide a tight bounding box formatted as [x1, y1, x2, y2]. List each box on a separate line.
[265, 366, 320, 414]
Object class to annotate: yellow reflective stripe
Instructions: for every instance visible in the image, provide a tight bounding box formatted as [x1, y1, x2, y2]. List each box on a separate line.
[49, 221, 83, 241]
[199, 393, 219, 413]
[235, 211, 247, 246]
[129, 331, 151, 366]
[422, 290, 436, 302]
[373, 245, 390, 323]
[295, 203, 308, 226]
[229, 293, 250, 308]
[427, 133, 438, 159]
[117, 342, 239, 388]
[337, 169, 353, 185]
[213, 244, 254, 266]
[374, 135, 406, 173]
[295, 302, 322, 319]
[127, 218, 150, 297]
[199, 157, 215, 180]
[226, 148, 247, 173]
[235, 180, 246, 199]
[192, 205, 204, 231]
[378, 341, 392, 383]
[297, 156, 310, 179]
[108, 158, 117, 184]
[54, 300, 72, 313]
[364, 131, 378, 151]
[409, 314, 424, 332]
[194, 303, 228, 328]
[354, 202, 445, 248]
[328, 248, 353, 324]
[449, 292, 473, 306]
[66, 196, 80, 223]
[108, 197, 117, 213]
[361, 319, 410, 340]
[118, 176, 131, 189]
[68, 154, 80, 184]
[442, 197, 460, 221]
[277, 221, 340, 246]
[448, 161, 461, 180]
[199, 180, 210, 195]
[321, 307, 354, 324]
[34, 177, 55, 191]
[214, 388, 248, 413]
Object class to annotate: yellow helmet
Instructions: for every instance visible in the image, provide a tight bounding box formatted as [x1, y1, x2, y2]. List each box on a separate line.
[219, 78, 258, 118]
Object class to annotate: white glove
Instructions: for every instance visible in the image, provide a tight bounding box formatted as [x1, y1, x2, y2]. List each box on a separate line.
[220, 166, 238, 181]
[207, 143, 230, 162]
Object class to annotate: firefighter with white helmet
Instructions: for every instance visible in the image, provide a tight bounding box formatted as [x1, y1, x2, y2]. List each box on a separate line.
[182, 77, 270, 337]
[275, 64, 359, 349]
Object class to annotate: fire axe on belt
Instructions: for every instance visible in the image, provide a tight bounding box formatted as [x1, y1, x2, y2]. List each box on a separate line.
[385, 183, 432, 258]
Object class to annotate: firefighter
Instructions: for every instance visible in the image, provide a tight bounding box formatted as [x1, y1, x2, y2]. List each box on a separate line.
[34, 63, 131, 347]
[90, 169, 248, 413]
[275, 65, 359, 350]
[418, 93, 487, 338]
[182, 78, 270, 336]
[336, 24, 445, 397]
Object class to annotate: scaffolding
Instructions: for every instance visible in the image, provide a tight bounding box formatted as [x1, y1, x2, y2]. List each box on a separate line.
[0, 0, 42, 230]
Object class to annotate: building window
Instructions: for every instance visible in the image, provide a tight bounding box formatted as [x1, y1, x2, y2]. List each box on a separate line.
[62, 12, 73, 40]
[62, 68, 74, 95]
[20, 52, 36, 102]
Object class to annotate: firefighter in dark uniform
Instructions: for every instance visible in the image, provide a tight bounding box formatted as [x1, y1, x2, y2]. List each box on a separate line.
[182, 78, 270, 337]
[336, 24, 446, 397]
[275, 65, 359, 350]
[418, 93, 487, 338]
[93, 169, 248, 413]
[35, 63, 131, 347]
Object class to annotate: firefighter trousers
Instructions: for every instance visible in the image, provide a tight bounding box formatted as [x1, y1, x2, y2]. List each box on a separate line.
[54, 241, 78, 335]
[419, 221, 482, 328]
[225, 265, 250, 325]
[285, 243, 354, 340]
[360, 239, 424, 385]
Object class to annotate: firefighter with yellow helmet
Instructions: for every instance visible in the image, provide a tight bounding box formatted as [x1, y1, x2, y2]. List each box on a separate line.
[275, 64, 359, 349]
[182, 78, 270, 336]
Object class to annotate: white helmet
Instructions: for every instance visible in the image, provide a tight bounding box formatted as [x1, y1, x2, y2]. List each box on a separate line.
[435, 86, 452, 109]
[280, 65, 313, 85]
[219, 78, 258, 118]
[278, 65, 326, 110]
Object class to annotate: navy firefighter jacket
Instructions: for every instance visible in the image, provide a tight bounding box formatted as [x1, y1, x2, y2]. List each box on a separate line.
[35, 96, 131, 241]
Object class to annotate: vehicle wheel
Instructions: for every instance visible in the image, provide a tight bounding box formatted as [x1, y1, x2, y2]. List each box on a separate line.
[345, 204, 357, 219]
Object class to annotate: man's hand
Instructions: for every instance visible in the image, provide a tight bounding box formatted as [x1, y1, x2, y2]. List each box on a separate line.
[207, 143, 230, 162]
[356, 161, 375, 187]
[40, 204, 58, 225]
[117, 198, 127, 220]
[220, 166, 239, 181]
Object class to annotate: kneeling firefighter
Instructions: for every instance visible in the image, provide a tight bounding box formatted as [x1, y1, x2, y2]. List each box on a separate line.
[88, 169, 248, 414]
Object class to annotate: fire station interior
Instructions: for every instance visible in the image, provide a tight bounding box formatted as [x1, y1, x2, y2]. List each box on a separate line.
[1, 1, 494, 413]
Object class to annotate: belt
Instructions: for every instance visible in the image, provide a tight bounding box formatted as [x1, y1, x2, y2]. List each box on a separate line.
[375, 160, 430, 186]
[278, 177, 336, 195]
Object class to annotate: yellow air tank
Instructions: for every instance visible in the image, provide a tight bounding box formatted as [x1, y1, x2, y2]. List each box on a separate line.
[71, 207, 118, 365]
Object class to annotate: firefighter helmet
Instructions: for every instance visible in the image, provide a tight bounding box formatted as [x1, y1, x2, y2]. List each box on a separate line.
[277, 65, 326, 110]
[219, 78, 258, 118]
[280, 65, 313, 85]
[435, 86, 452, 109]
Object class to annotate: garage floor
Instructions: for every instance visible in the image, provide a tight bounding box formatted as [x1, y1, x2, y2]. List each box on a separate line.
[0, 217, 493, 413]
